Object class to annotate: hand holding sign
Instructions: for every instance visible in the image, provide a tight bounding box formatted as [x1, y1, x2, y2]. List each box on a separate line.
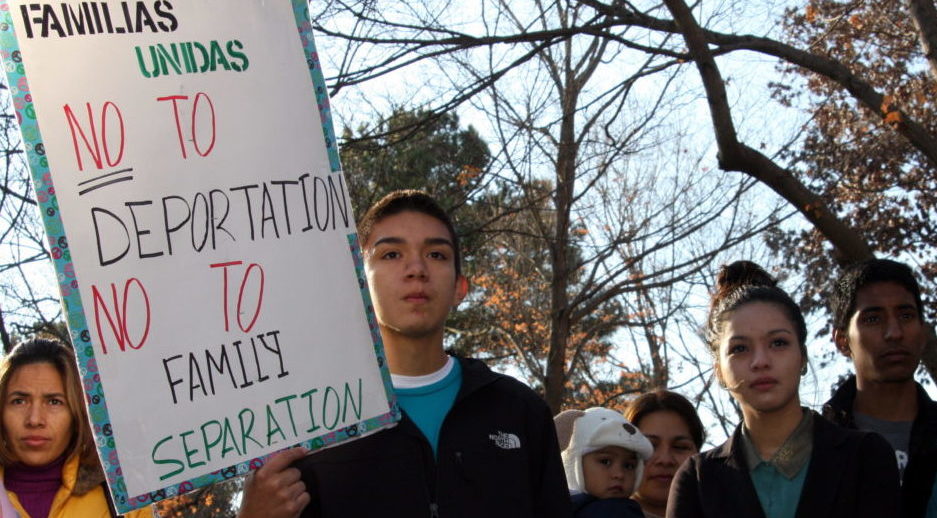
[238, 447, 311, 518]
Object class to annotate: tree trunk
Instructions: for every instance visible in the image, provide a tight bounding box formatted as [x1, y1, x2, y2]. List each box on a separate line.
[632, 265, 669, 388]
[544, 113, 578, 415]
[0, 305, 11, 353]
[662, 0, 937, 383]
[543, 50, 582, 413]
[907, 0, 937, 80]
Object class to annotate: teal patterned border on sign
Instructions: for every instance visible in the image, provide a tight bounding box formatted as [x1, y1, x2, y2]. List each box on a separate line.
[294, 0, 342, 173]
[0, 0, 134, 507]
[347, 233, 399, 417]
[0, 0, 399, 512]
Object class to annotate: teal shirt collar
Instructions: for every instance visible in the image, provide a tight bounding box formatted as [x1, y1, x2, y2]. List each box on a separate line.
[741, 408, 813, 479]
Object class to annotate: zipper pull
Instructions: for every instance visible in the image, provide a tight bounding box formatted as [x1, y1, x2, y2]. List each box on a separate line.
[430, 502, 440, 517]
[455, 451, 468, 480]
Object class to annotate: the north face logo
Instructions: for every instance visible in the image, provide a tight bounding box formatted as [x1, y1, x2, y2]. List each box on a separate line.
[489, 431, 521, 449]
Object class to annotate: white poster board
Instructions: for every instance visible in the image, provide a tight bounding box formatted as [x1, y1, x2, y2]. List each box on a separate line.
[0, 0, 398, 511]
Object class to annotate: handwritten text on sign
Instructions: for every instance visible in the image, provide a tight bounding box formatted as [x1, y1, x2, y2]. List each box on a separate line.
[2, 0, 394, 508]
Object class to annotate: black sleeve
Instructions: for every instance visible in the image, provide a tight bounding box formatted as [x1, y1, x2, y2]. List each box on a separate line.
[574, 497, 644, 518]
[855, 432, 901, 518]
[666, 455, 705, 518]
[531, 400, 574, 518]
[297, 456, 322, 518]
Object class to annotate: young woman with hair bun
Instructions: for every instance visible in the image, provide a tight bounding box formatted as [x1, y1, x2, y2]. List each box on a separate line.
[667, 261, 900, 518]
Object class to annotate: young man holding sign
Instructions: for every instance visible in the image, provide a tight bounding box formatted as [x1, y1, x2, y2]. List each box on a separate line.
[239, 190, 572, 517]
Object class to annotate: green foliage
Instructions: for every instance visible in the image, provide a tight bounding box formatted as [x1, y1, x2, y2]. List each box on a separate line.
[340, 108, 491, 222]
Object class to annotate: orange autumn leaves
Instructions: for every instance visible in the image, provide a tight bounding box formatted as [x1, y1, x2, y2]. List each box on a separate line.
[881, 95, 903, 127]
[472, 256, 649, 409]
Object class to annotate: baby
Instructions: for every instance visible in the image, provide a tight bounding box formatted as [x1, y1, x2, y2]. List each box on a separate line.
[554, 407, 653, 517]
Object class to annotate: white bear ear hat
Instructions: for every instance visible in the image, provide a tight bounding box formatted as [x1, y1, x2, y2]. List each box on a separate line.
[556, 407, 653, 494]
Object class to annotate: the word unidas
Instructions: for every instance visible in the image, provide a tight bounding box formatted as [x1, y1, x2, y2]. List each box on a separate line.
[135, 39, 249, 78]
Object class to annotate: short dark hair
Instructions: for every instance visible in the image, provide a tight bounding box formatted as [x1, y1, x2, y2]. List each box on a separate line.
[0, 339, 95, 468]
[831, 258, 923, 331]
[357, 190, 462, 276]
[625, 390, 705, 450]
[707, 261, 808, 359]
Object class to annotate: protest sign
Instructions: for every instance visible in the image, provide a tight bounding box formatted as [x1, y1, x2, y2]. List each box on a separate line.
[0, 0, 398, 512]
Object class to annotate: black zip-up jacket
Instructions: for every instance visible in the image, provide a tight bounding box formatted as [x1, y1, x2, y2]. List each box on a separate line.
[571, 493, 644, 518]
[668, 411, 900, 518]
[822, 375, 937, 518]
[295, 356, 573, 518]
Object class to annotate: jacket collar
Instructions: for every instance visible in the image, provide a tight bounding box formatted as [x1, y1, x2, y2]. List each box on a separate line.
[453, 355, 502, 402]
[708, 427, 765, 517]
[72, 453, 106, 496]
[709, 425, 745, 469]
[0, 453, 102, 497]
[394, 356, 504, 442]
[740, 409, 814, 479]
[911, 380, 937, 425]
[822, 375, 858, 428]
[712, 411, 846, 464]
[908, 380, 937, 458]
[823, 374, 937, 431]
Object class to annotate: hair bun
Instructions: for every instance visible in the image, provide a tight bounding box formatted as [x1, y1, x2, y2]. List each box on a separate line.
[715, 261, 776, 299]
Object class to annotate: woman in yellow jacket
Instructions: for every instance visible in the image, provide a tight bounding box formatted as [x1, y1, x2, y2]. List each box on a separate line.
[0, 338, 151, 518]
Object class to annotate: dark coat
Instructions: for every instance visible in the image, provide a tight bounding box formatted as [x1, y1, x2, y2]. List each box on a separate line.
[666, 411, 900, 518]
[823, 375, 937, 518]
[571, 492, 645, 517]
[294, 356, 573, 518]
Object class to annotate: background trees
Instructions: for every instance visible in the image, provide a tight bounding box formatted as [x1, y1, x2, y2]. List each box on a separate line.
[308, 0, 937, 399]
[2, 0, 934, 444]
[321, 0, 784, 414]
[1, 1, 933, 513]
[657, 0, 937, 381]
[768, 0, 937, 320]
[341, 108, 492, 220]
[151, 479, 242, 518]
[0, 82, 65, 353]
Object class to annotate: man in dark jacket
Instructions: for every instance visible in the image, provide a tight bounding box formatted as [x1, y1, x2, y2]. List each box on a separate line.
[238, 190, 572, 518]
[823, 259, 937, 518]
